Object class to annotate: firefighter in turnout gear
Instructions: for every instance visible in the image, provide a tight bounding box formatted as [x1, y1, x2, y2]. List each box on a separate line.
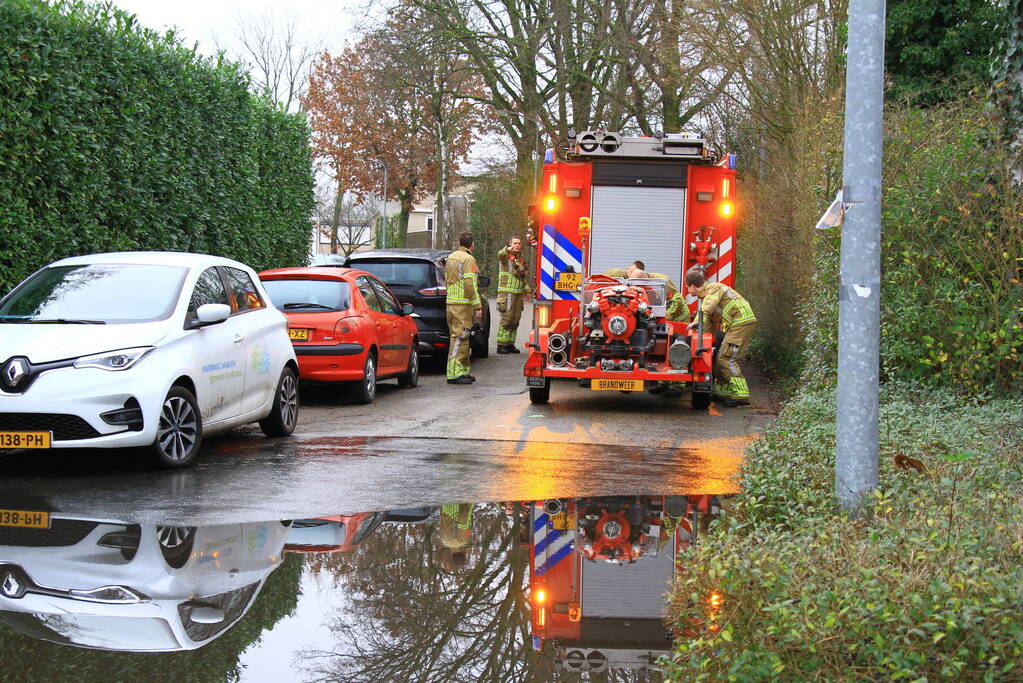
[685, 270, 756, 406]
[496, 236, 528, 353]
[649, 280, 691, 396]
[445, 232, 483, 384]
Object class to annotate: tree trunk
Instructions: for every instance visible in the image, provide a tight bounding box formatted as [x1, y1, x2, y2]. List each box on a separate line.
[330, 186, 343, 254]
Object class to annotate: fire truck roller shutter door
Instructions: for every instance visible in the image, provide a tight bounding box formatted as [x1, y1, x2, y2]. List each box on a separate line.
[589, 186, 686, 289]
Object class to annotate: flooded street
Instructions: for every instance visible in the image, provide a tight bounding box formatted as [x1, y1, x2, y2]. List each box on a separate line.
[0, 494, 728, 681]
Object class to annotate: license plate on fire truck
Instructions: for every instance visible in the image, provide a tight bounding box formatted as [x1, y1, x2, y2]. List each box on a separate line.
[592, 379, 644, 392]
[554, 272, 582, 290]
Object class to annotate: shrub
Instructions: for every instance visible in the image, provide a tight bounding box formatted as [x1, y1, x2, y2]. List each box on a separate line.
[663, 387, 1023, 681]
[0, 0, 315, 293]
[799, 98, 1023, 395]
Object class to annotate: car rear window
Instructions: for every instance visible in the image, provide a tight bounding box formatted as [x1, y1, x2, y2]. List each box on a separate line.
[351, 260, 433, 290]
[261, 279, 351, 312]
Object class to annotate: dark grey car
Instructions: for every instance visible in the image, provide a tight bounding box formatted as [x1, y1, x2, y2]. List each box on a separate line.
[343, 249, 491, 360]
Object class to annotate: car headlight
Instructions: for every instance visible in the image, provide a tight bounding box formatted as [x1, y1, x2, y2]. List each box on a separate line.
[73, 347, 154, 371]
[69, 585, 150, 603]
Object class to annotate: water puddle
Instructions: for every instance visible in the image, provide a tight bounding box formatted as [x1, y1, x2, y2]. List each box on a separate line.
[0, 494, 730, 681]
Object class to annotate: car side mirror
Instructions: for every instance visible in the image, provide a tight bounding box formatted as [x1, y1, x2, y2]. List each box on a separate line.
[401, 302, 414, 315]
[187, 303, 231, 329]
[184, 602, 226, 624]
[477, 275, 491, 288]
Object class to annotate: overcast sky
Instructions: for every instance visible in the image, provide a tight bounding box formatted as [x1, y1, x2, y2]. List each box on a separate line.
[111, 0, 362, 59]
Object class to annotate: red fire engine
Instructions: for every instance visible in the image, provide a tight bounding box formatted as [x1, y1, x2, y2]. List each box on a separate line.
[523, 131, 737, 408]
[527, 495, 722, 674]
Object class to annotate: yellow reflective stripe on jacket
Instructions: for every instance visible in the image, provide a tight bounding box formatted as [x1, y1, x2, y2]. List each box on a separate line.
[497, 247, 527, 293]
[700, 282, 755, 330]
[722, 297, 755, 327]
[498, 270, 526, 294]
[446, 248, 481, 307]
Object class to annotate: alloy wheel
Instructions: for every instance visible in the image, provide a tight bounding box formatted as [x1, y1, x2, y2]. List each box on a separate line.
[157, 396, 199, 463]
[279, 372, 299, 430]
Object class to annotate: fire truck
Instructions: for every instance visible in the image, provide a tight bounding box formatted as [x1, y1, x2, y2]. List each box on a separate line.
[523, 131, 737, 408]
[527, 495, 722, 675]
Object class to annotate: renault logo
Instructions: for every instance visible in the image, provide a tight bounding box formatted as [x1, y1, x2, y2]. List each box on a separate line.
[0, 568, 26, 598]
[2, 357, 29, 391]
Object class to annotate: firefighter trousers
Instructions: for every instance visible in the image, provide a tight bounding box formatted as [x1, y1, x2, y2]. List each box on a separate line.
[446, 303, 475, 379]
[715, 322, 755, 400]
[496, 292, 523, 345]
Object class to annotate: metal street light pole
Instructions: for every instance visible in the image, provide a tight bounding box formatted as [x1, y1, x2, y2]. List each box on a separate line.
[836, 0, 885, 511]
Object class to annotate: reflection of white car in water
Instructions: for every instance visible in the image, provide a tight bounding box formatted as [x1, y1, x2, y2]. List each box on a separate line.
[0, 517, 291, 651]
[0, 252, 299, 467]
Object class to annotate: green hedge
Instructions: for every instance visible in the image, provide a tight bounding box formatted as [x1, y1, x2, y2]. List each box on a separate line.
[663, 387, 1023, 681]
[795, 97, 1023, 395]
[0, 0, 314, 293]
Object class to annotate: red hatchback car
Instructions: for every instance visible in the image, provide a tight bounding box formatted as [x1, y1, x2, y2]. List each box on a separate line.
[258, 267, 419, 403]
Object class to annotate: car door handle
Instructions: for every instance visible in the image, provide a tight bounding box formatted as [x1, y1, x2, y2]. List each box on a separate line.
[233, 334, 244, 344]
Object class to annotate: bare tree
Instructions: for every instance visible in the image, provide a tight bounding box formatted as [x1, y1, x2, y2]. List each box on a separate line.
[315, 182, 377, 257]
[227, 10, 321, 111]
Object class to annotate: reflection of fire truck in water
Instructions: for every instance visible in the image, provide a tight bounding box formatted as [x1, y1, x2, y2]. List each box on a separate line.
[523, 131, 737, 409]
[527, 495, 721, 674]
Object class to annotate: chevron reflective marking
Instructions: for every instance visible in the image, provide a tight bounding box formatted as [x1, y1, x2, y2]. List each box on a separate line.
[539, 225, 582, 300]
[719, 236, 733, 258]
[533, 509, 575, 576]
[716, 261, 733, 283]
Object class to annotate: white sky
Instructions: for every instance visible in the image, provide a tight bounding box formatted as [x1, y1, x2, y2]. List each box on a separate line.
[106, 0, 513, 182]
[110, 0, 363, 59]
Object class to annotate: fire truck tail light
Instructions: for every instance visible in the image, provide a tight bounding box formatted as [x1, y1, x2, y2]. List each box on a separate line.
[549, 174, 558, 193]
[543, 195, 558, 212]
[536, 304, 551, 328]
[719, 201, 734, 218]
[534, 589, 547, 604]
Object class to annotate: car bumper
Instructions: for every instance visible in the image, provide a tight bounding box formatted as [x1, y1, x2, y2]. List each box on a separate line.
[0, 365, 168, 449]
[294, 344, 367, 381]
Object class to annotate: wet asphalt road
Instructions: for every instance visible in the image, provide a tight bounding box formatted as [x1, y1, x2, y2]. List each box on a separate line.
[0, 301, 777, 523]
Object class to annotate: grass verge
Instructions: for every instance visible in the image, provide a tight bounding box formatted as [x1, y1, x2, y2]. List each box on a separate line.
[663, 387, 1023, 681]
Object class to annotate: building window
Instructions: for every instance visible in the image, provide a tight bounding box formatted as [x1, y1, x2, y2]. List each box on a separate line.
[426, 216, 434, 232]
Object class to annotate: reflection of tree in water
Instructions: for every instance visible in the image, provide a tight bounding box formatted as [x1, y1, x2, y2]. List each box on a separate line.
[299, 504, 663, 683]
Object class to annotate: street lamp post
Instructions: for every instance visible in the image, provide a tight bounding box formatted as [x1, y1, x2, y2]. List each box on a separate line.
[362, 158, 388, 248]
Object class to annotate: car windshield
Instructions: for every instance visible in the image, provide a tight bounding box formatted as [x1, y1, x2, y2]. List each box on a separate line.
[261, 279, 351, 312]
[0, 264, 187, 324]
[351, 261, 433, 289]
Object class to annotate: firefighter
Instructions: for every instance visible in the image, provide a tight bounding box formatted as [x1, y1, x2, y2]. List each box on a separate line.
[650, 280, 691, 396]
[685, 271, 756, 406]
[626, 260, 649, 279]
[496, 236, 528, 354]
[445, 231, 483, 384]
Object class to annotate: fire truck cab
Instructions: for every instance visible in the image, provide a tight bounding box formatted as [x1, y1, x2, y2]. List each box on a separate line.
[524, 131, 737, 409]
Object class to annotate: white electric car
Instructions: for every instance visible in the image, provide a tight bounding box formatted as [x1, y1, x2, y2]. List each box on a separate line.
[0, 516, 292, 651]
[0, 252, 299, 467]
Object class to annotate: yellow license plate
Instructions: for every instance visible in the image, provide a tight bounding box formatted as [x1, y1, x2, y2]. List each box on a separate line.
[0, 431, 51, 449]
[288, 328, 309, 341]
[592, 379, 644, 392]
[550, 512, 575, 530]
[555, 272, 582, 290]
[0, 509, 50, 528]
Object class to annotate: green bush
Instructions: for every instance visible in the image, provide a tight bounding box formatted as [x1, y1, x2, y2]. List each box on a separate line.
[663, 387, 1023, 681]
[0, 0, 314, 293]
[795, 97, 1023, 395]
